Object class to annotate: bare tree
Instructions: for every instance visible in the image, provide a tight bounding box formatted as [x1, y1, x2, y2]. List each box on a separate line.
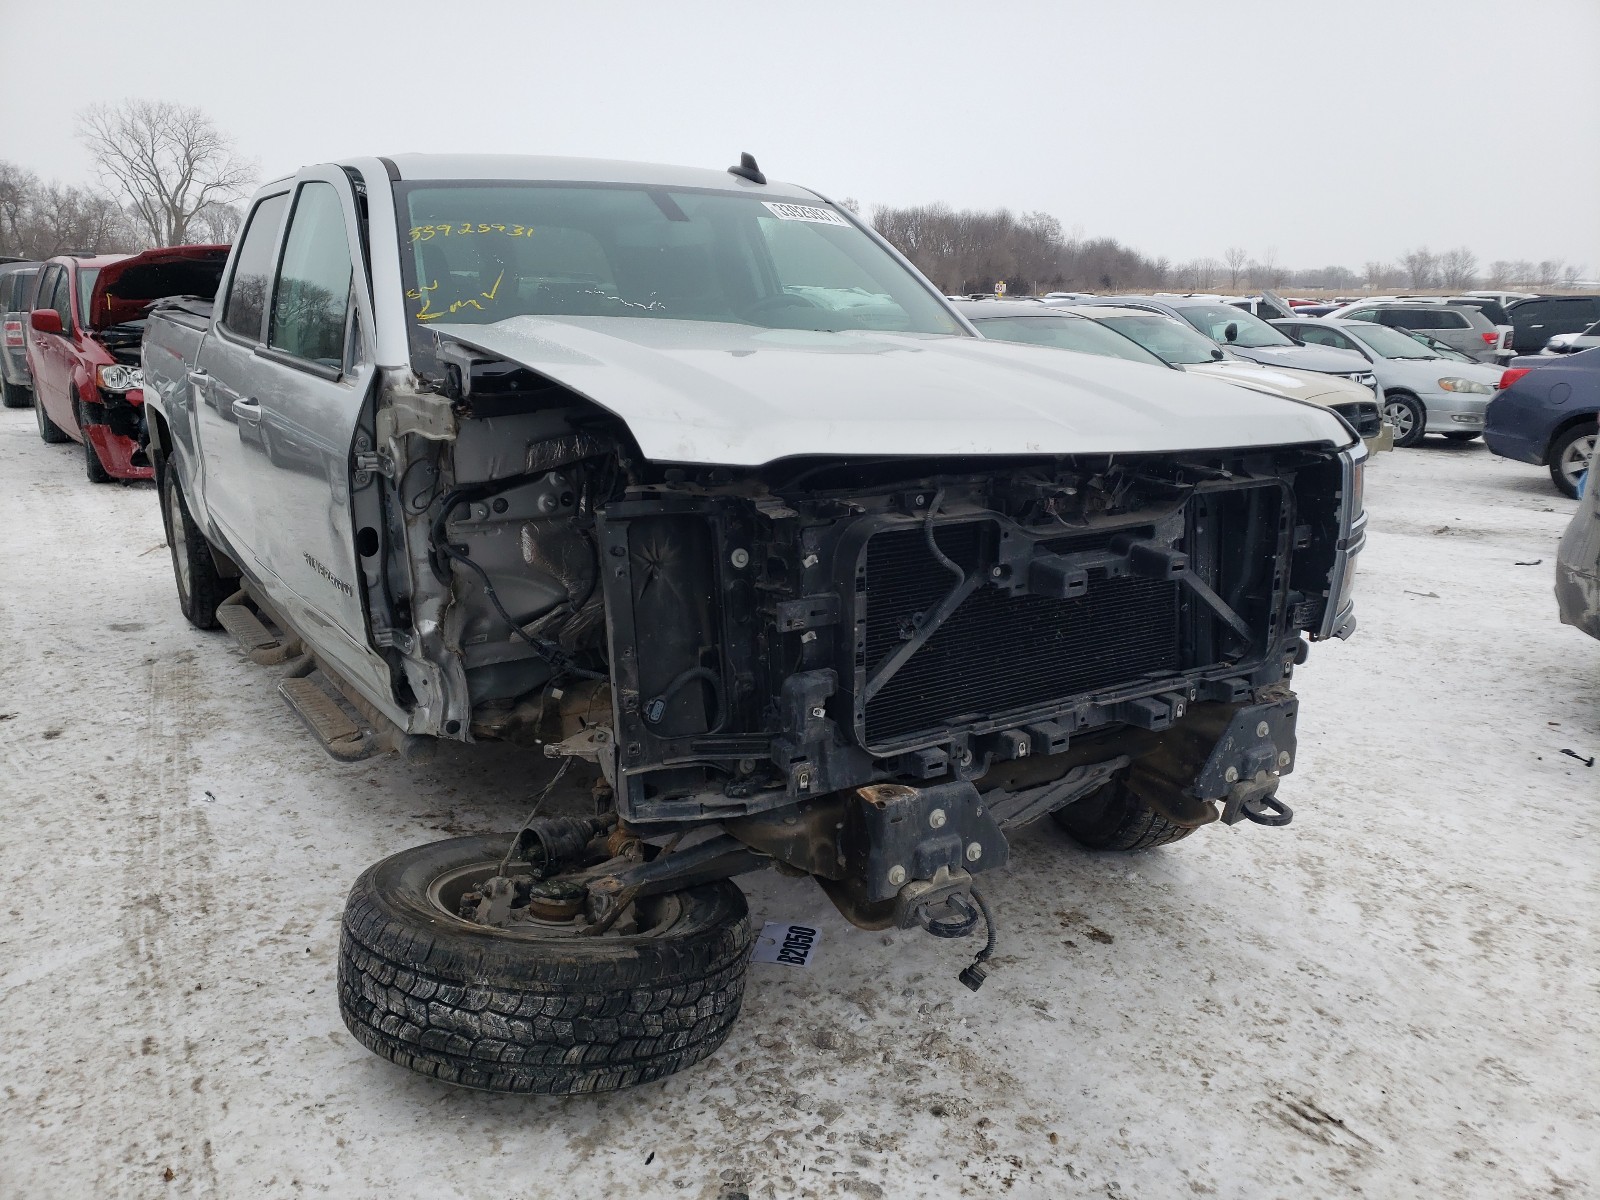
[1362, 261, 1389, 292]
[1438, 246, 1478, 290]
[1561, 263, 1586, 289]
[193, 200, 245, 244]
[1401, 247, 1438, 290]
[1250, 247, 1284, 290]
[1484, 260, 1513, 288]
[1223, 246, 1248, 289]
[1536, 259, 1562, 287]
[77, 99, 256, 247]
[0, 160, 137, 258]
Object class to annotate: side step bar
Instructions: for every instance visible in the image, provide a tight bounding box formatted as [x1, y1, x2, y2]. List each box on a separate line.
[216, 593, 302, 665]
[214, 588, 430, 764]
[278, 676, 375, 761]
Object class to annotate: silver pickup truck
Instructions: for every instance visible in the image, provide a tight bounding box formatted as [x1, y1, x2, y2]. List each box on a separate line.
[141, 153, 1365, 1095]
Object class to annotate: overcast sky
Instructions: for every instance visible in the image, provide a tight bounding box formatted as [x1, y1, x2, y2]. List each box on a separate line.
[2, 0, 1597, 272]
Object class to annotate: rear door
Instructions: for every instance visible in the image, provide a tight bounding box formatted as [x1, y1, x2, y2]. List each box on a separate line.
[1507, 299, 1600, 352]
[1538, 298, 1600, 346]
[194, 189, 291, 541]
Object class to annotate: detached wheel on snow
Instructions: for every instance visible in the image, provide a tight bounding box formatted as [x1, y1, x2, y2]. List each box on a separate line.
[157, 453, 228, 629]
[338, 834, 754, 1095]
[1051, 776, 1195, 852]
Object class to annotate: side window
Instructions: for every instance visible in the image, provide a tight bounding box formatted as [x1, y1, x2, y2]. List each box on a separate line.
[1298, 326, 1343, 349]
[221, 192, 290, 341]
[1436, 310, 1469, 329]
[1513, 301, 1550, 325]
[50, 268, 72, 327]
[1345, 308, 1376, 322]
[269, 181, 354, 368]
[30, 266, 58, 315]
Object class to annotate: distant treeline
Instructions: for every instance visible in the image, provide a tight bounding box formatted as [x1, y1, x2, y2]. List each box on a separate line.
[870, 204, 1169, 295]
[868, 202, 1589, 295]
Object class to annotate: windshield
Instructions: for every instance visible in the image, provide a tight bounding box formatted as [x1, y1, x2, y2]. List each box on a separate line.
[1344, 323, 1443, 360]
[1176, 303, 1295, 349]
[397, 183, 961, 371]
[972, 314, 1164, 365]
[75, 267, 100, 329]
[1087, 312, 1224, 365]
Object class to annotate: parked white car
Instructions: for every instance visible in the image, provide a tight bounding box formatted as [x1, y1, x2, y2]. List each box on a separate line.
[1273, 317, 1503, 447]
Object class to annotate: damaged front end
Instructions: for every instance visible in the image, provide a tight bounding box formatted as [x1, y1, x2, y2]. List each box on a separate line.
[358, 338, 1365, 950]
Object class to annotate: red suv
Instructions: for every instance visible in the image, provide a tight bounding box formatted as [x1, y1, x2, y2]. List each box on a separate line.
[28, 247, 229, 481]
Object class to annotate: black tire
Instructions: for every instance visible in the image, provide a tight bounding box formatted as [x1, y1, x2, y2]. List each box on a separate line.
[35, 391, 68, 443]
[157, 453, 227, 629]
[1051, 777, 1195, 852]
[1441, 431, 1481, 443]
[1, 378, 30, 409]
[338, 834, 754, 1095]
[78, 399, 113, 483]
[1381, 392, 1426, 448]
[1548, 422, 1598, 500]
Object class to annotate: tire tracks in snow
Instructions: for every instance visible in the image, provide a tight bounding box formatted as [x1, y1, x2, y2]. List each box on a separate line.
[114, 648, 223, 1197]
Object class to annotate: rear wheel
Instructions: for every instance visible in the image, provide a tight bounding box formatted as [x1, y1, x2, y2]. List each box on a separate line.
[157, 454, 227, 629]
[338, 834, 753, 1094]
[1549, 422, 1598, 499]
[1051, 776, 1195, 851]
[1, 378, 30, 409]
[1382, 392, 1426, 448]
[34, 391, 67, 443]
[78, 399, 113, 483]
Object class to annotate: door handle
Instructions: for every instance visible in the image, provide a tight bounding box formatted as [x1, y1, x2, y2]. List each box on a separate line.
[187, 369, 209, 384]
[232, 397, 261, 423]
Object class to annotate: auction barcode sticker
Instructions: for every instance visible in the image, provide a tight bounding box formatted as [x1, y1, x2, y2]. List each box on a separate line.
[751, 921, 821, 967]
[762, 202, 850, 227]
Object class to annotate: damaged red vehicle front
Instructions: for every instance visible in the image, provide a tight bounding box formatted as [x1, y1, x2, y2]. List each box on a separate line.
[27, 247, 229, 481]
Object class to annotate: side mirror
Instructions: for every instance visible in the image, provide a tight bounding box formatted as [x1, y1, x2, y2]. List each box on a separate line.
[1210, 348, 1225, 360]
[30, 309, 63, 334]
[1223, 321, 1239, 343]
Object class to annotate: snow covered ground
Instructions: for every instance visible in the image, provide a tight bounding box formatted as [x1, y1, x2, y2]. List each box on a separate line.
[1, 411, 1595, 1200]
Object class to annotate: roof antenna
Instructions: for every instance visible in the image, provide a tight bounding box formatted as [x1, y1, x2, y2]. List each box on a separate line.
[727, 152, 766, 185]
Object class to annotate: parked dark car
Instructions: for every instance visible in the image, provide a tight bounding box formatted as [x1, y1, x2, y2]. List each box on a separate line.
[1485, 349, 1600, 497]
[1506, 295, 1600, 354]
[27, 247, 229, 482]
[1, 261, 41, 408]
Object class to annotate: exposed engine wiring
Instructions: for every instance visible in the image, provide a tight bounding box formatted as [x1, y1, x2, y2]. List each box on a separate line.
[643, 666, 728, 734]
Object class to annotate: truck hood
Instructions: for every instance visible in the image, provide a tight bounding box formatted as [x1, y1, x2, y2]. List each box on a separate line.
[1225, 342, 1372, 374]
[89, 245, 230, 330]
[430, 316, 1353, 466]
[1183, 360, 1373, 406]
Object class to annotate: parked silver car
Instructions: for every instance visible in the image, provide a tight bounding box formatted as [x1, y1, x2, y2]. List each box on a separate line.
[1273, 317, 1502, 447]
[1075, 295, 1378, 387]
[1324, 300, 1506, 364]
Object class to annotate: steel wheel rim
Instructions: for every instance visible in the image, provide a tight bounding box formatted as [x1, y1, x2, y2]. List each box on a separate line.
[1382, 401, 1416, 439]
[425, 860, 684, 941]
[165, 477, 192, 603]
[1560, 433, 1597, 488]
